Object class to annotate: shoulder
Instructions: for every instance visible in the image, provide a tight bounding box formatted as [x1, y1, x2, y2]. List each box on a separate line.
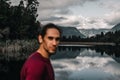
[24, 53, 47, 75]
[21, 52, 48, 80]
[26, 52, 47, 69]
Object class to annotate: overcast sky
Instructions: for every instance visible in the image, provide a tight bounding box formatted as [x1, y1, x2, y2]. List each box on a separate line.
[10, 0, 120, 29]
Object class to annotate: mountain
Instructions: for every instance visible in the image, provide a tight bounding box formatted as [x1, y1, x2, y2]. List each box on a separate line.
[111, 23, 120, 32]
[59, 26, 86, 38]
[79, 29, 110, 37]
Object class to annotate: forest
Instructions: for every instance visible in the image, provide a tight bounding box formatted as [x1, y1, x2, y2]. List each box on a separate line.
[0, 0, 40, 40]
[61, 30, 120, 44]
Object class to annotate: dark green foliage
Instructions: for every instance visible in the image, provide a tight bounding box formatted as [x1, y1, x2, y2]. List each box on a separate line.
[87, 30, 120, 44]
[0, 0, 11, 28]
[60, 29, 120, 44]
[0, 0, 40, 40]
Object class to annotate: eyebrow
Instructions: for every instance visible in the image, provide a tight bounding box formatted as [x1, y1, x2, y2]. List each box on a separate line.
[48, 36, 60, 40]
[48, 36, 53, 40]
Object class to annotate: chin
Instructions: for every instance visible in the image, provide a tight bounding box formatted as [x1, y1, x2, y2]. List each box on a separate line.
[49, 51, 56, 55]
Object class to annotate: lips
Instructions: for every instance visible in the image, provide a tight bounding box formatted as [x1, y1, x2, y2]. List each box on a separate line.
[51, 48, 56, 51]
[51, 47, 57, 51]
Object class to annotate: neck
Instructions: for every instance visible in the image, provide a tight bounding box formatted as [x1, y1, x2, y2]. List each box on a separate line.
[37, 46, 50, 59]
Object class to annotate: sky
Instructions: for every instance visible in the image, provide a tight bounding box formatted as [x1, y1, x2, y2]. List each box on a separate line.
[10, 0, 120, 29]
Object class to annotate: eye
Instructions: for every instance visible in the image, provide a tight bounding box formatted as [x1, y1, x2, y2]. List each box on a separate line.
[48, 37, 53, 40]
[56, 38, 60, 41]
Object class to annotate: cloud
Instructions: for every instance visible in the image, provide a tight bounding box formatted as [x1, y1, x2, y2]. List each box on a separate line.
[39, 0, 98, 10]
[10, 0, 100, 27]
[53, 15, 88, 28]
[37, 8, 72, 21]
[100, 0, 120, 26]
[10, 0, 120, 29]
[104, 11, 120, 26]
[98, 1, 120, 29]
[76, 17, 109, 29]
[100, 0, 120, 11]
[41, 16, 67, 21]
[37, 0, 98, 18]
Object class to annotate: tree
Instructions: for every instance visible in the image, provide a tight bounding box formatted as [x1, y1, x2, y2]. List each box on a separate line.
[0, 0, 11, 29]
[23, 0, 39, 39]
[8, 0, 40, 39]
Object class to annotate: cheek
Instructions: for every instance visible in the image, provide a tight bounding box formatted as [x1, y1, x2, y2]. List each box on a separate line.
[44, 41, 51, 47]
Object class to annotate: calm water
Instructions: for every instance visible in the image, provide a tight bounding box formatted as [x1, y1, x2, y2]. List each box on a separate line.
[0, 45, 120, 80]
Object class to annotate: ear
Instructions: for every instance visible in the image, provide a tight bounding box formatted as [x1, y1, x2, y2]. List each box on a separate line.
[38, 35, 43, 43]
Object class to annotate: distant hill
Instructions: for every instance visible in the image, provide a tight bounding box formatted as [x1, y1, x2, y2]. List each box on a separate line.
[59, 26, 86, 38]
[111, 23, 120, 32]
[79, 29, 110, 37]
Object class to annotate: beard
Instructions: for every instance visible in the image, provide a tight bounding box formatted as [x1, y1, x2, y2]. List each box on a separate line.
[44, 46, 57, 56]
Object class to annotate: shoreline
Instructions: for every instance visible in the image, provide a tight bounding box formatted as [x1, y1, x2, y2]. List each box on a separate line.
[60, 42, 116, 46]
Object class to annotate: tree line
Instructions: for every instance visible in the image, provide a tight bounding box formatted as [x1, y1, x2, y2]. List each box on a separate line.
[60, 30, 120, 44]
[88, 30, 120, 44]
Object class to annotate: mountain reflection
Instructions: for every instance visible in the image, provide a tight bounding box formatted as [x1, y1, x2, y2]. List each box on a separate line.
[51, 46, 85, 59]
[51, 45, 120, 60]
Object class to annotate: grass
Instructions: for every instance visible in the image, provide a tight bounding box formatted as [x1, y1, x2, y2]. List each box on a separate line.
[0, 39, 39, 60]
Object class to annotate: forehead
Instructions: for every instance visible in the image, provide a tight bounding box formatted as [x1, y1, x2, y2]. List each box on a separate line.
[46, 28, 60, 36]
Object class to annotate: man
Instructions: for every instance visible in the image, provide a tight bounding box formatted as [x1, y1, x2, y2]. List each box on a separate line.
[20, 23, 61, 80]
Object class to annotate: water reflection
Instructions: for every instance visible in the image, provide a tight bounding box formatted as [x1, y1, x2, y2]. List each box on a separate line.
[0, 45, 120, 80]
[52, 45, 120, 80]
[51, 46, 85, 59]
[52, 45, 120, 60]
[92, 45, 120, 63]
[92, 45, 120, 57]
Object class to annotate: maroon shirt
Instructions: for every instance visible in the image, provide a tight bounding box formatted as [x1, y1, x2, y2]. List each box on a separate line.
[20, 52, 55, 80]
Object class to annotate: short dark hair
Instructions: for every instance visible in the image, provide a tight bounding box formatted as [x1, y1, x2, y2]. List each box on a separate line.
[38, 23, 61, 38]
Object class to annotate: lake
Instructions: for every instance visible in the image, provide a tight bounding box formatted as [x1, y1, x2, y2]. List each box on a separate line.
[0, 45, 120, 80]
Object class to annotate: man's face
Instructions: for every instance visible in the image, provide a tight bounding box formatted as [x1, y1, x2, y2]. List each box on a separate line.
[41, 28, 60, 55]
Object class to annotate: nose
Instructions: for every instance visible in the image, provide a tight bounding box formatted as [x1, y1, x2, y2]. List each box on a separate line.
[52, 39, 58, 46]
